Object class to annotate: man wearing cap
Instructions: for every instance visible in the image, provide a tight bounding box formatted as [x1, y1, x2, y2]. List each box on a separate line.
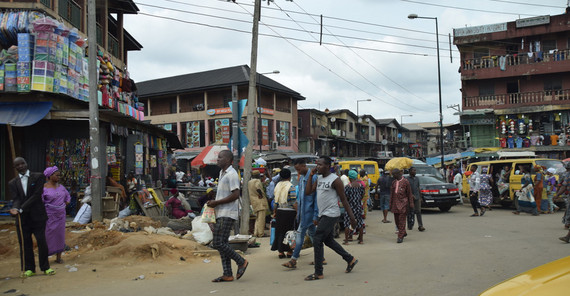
[248, 170, 268, 237]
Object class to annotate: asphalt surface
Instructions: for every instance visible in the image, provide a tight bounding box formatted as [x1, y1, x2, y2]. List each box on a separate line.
[4, 203, 570, 296]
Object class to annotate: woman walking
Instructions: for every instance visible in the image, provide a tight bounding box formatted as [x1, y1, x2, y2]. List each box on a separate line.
[344, 170, 365, 244]
[533, 165, 544, 213]
[42, 166, 71, 263]
[271, 168, 297, 258]
[513, 166, 539, 216]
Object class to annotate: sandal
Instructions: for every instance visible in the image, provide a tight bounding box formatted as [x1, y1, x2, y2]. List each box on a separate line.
[212, 276, 234, 282]
[282, 260, 297, 269]
[304, 274, 323, 281]
[358, 240, 364, 244]
[480, 208, 486, 216]
[345, 258, 358, 273]
[44, 268, 56, 276]
[278, 253, 286, 259]
[382, 220, 392, 223]
[343, 240, 349, 245]
[22, 270, 35, 278]
[512, 211, 520, 215]
[470, 213, 479, 217]
[236, 260, 249, 280]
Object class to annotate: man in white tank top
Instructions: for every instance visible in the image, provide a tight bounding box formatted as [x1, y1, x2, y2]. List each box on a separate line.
[304, 156, 358, 281]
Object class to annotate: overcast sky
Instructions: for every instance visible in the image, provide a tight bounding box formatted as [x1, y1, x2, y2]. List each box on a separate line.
[124, 0, 568, 125]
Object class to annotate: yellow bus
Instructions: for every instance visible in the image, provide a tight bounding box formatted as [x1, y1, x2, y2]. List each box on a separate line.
[339, 160, 380, 185]
[462, 158, 564, 205]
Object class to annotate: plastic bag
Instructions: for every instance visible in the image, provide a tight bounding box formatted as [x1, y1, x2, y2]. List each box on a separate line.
[191, 216, 213, 245]
[283, 230, 297, 249]
[201, 205, 216, 224]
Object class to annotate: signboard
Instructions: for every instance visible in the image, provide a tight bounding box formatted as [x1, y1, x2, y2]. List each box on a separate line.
[135, 143, 143, 175]
[460, 116, 495, 125]
[206, 107, 232, 116]
[454, 22, 507, 37]
[516, 15, 550, 28]
[278, 121, 290, 146]
[186, 121, 201, 148]
[262, 119, 269, 145]
[256, 107, 275, 115]
[214, 119, 230, 144]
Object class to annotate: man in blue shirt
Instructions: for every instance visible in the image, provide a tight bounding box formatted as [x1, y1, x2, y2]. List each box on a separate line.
[282, 159, 319, 269]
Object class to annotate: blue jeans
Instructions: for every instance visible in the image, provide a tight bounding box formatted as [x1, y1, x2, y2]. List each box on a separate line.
[291, 223, 316, 260]
[313, 215, 353, 276]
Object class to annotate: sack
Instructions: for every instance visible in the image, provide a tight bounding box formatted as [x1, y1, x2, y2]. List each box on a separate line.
[191, 216, 213, 245]
[517, 186, 535, 203]
[73, 204, 91, 224]
[283, 230, 297, 249]
[201, 205, 216, 224]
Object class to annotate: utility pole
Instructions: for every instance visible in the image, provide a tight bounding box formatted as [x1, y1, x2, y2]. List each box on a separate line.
[240, 0, 261, 235]
[87, 0, 102, 221]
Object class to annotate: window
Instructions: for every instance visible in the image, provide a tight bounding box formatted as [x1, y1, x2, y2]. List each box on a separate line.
[371, 126, 375, 136]
[542, 40, 557, 52]
[170, 100, 177, 114]
[293, 127, 297, 139]
[349, 122, 354, 132]
[312, 116, 317, 127]
[544, 79, 562, 94]
[58, 0, 82, 29]
[298, 117, 303, 129]
[478, 83, 495, 96]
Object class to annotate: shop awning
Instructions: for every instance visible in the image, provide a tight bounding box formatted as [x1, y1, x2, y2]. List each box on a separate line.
[0, 102, 52, 127]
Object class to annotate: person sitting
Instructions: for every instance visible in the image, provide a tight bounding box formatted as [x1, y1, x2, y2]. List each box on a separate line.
[165, 190, 194, 219]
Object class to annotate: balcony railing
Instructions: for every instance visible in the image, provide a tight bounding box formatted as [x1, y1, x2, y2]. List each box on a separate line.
[58, 0, 81, 29]
[465, 89, 570, 108]
[461, 49, 570, 70]
[108, 33, 119, 58]
[41, 0, 54, 9]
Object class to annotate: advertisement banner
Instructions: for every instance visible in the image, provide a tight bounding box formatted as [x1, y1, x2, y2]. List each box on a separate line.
[214, 119, 230, 144]
[278, 121, 290, 146]
[262, 119, 269, 146]
[186, 121, 201, 148]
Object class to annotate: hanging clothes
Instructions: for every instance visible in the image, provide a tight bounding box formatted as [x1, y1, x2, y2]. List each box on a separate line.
[499, 56, 506, 71]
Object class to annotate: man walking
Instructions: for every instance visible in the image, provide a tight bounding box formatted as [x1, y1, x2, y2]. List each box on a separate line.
[207, 150, 248, 282]
[390, 168, 414, 243]
[375, 171, 392, 223]
[468, 164, 485, 217]
[9, 157, 55, 277]
[407, 167, 425, 232]
[304, 156, 358, 281]
[248, 170, 268, 238]
[282, 159, 318, 269]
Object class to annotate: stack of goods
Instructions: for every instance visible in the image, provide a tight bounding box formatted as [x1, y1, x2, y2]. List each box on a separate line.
[4, 62, 16, 92]
[16, 33, 33, 92]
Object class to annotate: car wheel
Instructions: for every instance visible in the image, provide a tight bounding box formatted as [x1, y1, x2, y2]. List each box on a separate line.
[438, 205, 451, 212]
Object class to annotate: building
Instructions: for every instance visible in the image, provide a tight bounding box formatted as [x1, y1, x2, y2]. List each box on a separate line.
[1, 0, 180, 200]
[454, 10, 570, 158]
[137, 65, 304, 153]
[402, 123, 428, 158]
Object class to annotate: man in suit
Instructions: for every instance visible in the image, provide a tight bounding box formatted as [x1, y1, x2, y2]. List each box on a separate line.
[9, 157, 55, 277]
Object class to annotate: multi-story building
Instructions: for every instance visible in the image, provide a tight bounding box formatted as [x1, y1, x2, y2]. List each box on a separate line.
[137, 65, 304, 153]
[454, 10, 570, 158]
[1, 0, 178, 200]
[402, 124, 428, 158]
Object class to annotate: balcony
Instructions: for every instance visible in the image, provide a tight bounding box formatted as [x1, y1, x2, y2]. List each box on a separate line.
[461, 49, 570, 80]
[464, 89, 570, 109]
[58, 0, 81, 29]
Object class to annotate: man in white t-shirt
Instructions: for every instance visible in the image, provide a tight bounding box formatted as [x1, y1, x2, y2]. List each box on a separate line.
[207, 150, 248, 283]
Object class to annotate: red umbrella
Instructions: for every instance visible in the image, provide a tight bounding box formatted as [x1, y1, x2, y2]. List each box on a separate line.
[563, 158, 570, 162]
[190, 145, 228, 168]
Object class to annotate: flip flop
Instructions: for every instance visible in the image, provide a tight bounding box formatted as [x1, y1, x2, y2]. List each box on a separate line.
[212, 276, 234, 282]
[236, 260, 249, 280]
[304, 274, 323, 281]
[345, 258, 358, 273]
[282, 260, 297, 269]
[309, 259, 327, 265]
[382, 220, 392, 223]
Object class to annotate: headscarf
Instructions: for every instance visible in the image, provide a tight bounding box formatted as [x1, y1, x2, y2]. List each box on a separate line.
[44, 166, 58, 178]
[547, 168, 556, 174]
[348, 169, 358, 180]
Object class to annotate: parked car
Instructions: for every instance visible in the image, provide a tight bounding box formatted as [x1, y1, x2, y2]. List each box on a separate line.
[479, 255, 570, 296]
[407, 174, 461, 212]
[410, 164, 445, 182]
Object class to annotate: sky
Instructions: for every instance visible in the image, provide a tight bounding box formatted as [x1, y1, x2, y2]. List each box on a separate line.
[123, 0, 569, 125]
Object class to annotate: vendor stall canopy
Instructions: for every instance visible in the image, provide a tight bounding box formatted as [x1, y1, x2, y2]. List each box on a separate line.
[0, 101, 52, 126]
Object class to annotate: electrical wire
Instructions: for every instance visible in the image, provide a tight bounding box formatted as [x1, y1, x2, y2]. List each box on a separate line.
[487, 0, 565, 9]
[290, 1, 437, 106]
[401, 0, 537, 16]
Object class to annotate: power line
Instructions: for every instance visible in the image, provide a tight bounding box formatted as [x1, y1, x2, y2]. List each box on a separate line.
[401, 0, 537, 16]
[487, 0, 565, 9]
[291, 1, 436, 107]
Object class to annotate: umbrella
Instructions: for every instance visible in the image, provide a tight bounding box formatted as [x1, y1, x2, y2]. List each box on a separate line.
[384, 157, 413, 171]
[191, 145, 229, 168]
[563, 158, 570, 162]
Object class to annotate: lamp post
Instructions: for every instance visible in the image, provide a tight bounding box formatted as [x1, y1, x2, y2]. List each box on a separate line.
[408, 13, 445, 176]
[356, 99, 371, 117]
[258, 70, 280, 153]
[400, 114, 413, 126]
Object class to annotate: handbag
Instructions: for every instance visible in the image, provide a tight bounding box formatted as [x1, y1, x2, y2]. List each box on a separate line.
[201, 205, 216, 224]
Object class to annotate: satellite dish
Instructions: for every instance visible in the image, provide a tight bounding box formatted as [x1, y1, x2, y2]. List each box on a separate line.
[330, 117, 336, 122]
[358, 118, 363, 123]
[381, 139, 388, 145]
[365, 118, 370, 123]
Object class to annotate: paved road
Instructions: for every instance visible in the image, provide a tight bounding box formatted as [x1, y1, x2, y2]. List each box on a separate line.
[7, 204, 570, 296]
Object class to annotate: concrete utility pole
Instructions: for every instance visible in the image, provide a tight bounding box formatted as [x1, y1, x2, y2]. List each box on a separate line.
[88, 0, 102, 221]
[240, 0, 262, 235]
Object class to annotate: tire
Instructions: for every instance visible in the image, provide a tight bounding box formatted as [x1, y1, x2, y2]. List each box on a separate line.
[438, 205, 451, 212]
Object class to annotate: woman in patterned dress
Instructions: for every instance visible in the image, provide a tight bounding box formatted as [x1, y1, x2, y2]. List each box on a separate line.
[343, 170, 365, 245]
[479, 167, 494, 210]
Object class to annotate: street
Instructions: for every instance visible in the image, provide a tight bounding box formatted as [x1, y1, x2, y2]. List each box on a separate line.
[1, 203, 568, 296]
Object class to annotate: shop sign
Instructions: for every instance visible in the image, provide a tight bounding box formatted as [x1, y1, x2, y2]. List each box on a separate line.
[214, 119, 230, 144]
[460, 116, 495, 125]
[454, 22, 506, 37]
[516, 15, 550, 28]
[187, 121, 201, 148]
[257, 107, 275, 115]
[206, 107, 232, 116]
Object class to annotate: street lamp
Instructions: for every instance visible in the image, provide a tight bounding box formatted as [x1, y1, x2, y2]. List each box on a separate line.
[258, 70, 280, 153]
[408, 13, 445, 176]
[400, 114, 413, 126]
[356, 99, 372, 117]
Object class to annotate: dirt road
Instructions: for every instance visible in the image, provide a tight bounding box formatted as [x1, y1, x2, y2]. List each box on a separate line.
[0, 204, 568, 296]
